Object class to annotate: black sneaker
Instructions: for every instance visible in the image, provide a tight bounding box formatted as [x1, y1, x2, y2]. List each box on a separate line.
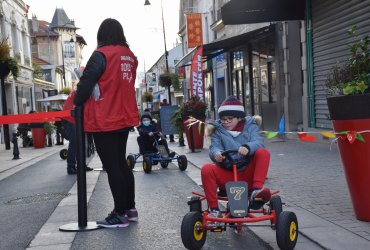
[126, 208, 138, 222]
[169, 152, 176, 158]
[67, 166, 77, 175]
[96, 212, 129, 228]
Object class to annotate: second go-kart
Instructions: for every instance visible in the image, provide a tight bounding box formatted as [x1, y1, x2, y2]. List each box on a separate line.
[127, 133, 188, 173]
[181, 150, 298, 250]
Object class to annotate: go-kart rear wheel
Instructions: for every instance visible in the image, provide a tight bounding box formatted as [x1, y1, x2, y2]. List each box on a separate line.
[178, 155, 188, 171]
[270, 195, 283, 229]
[188, 196, 202, 212]
[181, 212, 206, 250]
[160, 161, 169, 168]
[143, 157, 152, 174]
[127, 155, 136, 170]
[60, 149, 68, 160]
[276, 211, 298, 250]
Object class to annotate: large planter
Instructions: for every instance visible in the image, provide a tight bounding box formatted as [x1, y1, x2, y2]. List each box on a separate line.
[327, 94, 370, 221]
[30, 123, 46, 149]
[183, 119, 205, 150]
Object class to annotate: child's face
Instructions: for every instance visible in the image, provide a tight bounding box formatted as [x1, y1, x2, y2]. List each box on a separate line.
[142, 118, 151, 122]
[220, 116, 240, 130]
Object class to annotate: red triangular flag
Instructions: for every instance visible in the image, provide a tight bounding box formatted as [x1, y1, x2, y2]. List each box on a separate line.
[297, 132, 317, 142]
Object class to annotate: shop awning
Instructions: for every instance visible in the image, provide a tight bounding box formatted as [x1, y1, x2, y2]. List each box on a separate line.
[221, 0, 305, 25]
[203, 24, 272, 61]
[175, 47, 198, 68]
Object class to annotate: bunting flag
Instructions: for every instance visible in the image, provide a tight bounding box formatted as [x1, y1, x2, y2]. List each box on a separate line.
[278, 114, 285, 134]
[182, 116, 369, 145]
[297, 132, 317, 142]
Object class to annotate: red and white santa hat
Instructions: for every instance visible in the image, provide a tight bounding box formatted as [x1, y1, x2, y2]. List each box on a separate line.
[218, 96, 246, 118]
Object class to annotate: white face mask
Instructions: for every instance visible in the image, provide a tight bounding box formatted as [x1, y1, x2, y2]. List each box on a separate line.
[142, 121, 151, 126]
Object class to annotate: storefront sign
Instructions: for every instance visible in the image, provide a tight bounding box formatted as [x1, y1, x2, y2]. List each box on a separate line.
[221, 0, 305, 25]
[190, 46, 204, 101]
[186, 13, 203, 48]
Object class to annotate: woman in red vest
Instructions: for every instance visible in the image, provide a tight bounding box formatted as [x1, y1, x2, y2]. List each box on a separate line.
[74, 18, 139, 228]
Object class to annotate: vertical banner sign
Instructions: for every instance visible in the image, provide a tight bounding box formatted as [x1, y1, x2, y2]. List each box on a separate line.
[190, 46, 204, 101]
[177, 66, 186, 79]
[186, 13, 203, 48]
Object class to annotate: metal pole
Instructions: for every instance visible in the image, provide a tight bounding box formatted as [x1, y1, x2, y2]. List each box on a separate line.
[161, 0, 171, 105]
[59, 106, 99, 232]
[74, 106, 87, 227]
[144, 60, 148, 92]
[1, 77, 10, 150]
[61, 37, 66, 88]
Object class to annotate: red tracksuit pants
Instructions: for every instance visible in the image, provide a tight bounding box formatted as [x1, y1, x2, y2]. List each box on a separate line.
[201, 148, 270, 208]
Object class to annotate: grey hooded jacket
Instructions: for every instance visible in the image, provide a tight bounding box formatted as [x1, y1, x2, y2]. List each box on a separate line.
[207, 116, 264, 171]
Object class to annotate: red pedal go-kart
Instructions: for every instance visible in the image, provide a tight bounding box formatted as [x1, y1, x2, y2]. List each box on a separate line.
[181, 150, 298, 250]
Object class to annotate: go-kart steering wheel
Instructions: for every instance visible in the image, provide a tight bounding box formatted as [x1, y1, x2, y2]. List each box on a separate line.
[221, 149, 239, 164]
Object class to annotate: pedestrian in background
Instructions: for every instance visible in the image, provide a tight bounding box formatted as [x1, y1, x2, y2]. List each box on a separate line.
[61, 90, 93, 174]
[74, 18, 139, 228]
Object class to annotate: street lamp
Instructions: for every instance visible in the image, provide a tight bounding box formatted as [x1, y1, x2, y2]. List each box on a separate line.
[144, 0, 171, 105]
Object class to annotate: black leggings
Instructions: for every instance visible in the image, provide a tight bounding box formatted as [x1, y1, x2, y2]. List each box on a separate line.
[93, 130, 135, 214]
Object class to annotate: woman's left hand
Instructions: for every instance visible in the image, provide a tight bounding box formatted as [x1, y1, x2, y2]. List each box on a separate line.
[238, 146, 249, 156]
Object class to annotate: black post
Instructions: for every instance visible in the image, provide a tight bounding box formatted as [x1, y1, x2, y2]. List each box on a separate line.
[12, 132, 20, 160]
[59, 106, 99, 232]
[75, 106, 87, 226]
[189, 125, 195, 153]
[1, 76, 10, 150]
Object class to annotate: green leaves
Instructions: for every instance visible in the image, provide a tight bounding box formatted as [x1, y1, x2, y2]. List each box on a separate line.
[342, 80, 368, 95]
[326, 25, 370, 96]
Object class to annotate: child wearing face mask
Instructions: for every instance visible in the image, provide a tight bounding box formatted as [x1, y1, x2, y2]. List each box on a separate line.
[137, 112, 175, 157]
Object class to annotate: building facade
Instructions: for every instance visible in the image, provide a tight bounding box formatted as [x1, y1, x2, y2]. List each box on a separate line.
[0, 0, 34, 116]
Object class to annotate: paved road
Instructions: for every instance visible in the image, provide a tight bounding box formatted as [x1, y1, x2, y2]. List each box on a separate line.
[71, 133, 272, 250]
[0, 153, 76, 250]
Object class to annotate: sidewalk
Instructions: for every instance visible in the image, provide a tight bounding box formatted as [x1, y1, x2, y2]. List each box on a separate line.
[167, 136, 370, 250]
[0, 139, 66, 181]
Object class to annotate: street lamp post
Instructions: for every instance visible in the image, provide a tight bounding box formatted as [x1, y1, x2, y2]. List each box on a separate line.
[145, 0, 171, 105]
[145, 0, 175, 142]
[61, 38, 66, 88]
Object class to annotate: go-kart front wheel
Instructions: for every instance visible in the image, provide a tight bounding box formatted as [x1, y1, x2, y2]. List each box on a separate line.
[127, 155, 136, 170]
[181, 211, 206, 250]
[276, 211, 298, 250]
[143, 157, 152, 174]
[60, 149, 68, 160]
[178, 155, 188, 171]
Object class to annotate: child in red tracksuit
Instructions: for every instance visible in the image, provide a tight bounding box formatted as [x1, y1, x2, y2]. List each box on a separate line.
[201, 96, 271, 222]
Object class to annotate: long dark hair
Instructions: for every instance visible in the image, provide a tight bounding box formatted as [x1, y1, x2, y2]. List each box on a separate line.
[97, 18, 129, 48]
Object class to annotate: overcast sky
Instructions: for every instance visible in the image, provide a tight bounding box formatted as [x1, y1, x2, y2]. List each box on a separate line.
[25, 0, 181, 73]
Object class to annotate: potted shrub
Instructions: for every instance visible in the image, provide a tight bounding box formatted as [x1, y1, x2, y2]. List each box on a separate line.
[142, 92, 153, 103]
[0, 37, 19, 80]
[325, 26, 370, 221]
[180, 96, 207, 150]
[159, 72, 180, 90]
[44, 122, 56, 147]
[170, 107, 185, 146]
